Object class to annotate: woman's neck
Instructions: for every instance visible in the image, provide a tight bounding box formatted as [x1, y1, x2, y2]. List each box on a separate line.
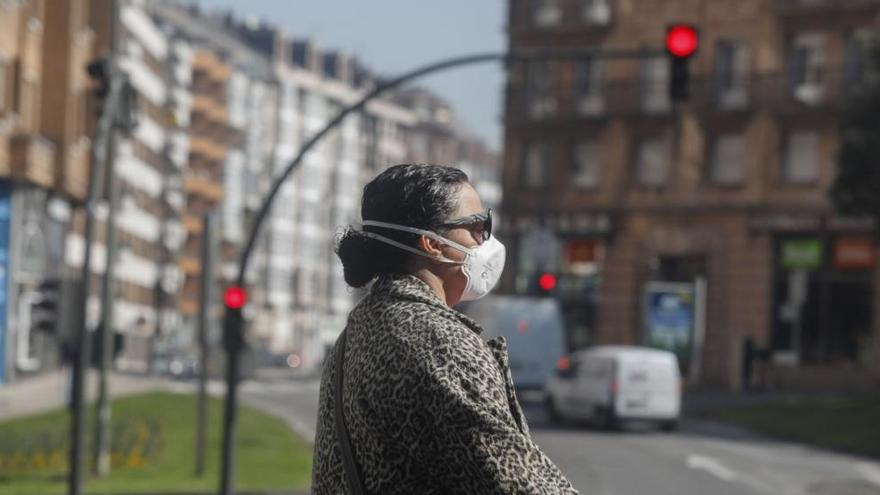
[412, 268, 451, 307]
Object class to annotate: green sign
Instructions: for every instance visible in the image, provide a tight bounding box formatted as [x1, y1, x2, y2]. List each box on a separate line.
[782, 239, 823, 270]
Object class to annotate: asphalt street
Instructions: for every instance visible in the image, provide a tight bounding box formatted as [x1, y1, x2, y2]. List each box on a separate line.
[232, 369, 880, 495]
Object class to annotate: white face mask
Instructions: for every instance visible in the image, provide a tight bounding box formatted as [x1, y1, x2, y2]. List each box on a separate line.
[361, 220, 506, 302]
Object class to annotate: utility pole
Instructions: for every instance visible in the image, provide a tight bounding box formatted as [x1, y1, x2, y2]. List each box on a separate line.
[93, 0, 126, 478]
[195, 211, 216, 476]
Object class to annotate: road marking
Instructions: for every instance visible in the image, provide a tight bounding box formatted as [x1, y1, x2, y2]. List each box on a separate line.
[686, 454, 739, 482]
[856, 462, 880, 487]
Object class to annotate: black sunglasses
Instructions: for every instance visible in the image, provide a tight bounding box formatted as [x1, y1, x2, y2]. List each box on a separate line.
[434, 208, 493, 242]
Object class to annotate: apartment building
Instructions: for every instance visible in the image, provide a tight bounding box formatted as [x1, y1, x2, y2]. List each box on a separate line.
[502, 0, 880, 389]
[75, 0, 191, 372]
[0, 0, 92, 382]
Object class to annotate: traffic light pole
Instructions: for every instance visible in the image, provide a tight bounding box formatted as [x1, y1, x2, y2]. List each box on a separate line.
[219, 46, 663, 495]
[68, 76, 125, 495]
[195, 211, 216, 476]
[93, 135, 120, 477]
[91, 0, 124, 479]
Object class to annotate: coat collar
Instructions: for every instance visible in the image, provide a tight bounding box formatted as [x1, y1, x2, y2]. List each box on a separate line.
[372, 273, 485, 335]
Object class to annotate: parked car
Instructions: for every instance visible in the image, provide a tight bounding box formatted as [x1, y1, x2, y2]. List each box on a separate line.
[545, 346, 681, 431]
[460, 295, 567, 391]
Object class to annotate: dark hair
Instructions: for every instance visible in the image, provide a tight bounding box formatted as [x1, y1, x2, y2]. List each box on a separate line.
[336, 164, 469, 287]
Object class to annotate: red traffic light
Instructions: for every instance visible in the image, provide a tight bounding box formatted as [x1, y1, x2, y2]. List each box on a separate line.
[224, 286, 247, 309]
[538, 273, 557, 292]
[666, 24, 699, 58]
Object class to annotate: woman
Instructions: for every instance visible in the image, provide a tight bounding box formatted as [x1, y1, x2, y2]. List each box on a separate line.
[311, 164, 577, 494]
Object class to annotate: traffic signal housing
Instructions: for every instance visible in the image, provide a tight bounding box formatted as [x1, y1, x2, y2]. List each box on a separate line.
[86, 57, 110, 115]
[223, 286, 247, 354]
[665, 24, 699, 102]
[528, 272, 558, 296]
[32, 278, 61, 334]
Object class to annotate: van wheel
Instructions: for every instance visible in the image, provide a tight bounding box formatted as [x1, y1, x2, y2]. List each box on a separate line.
[660, 420, 679, 432]
[545, 397, 562, 425]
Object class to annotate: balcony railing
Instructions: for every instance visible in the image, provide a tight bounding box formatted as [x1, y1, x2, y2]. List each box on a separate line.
[188, 135, 227, 162]
[183, 174, 224, 202]
[506, 69, 855, 123]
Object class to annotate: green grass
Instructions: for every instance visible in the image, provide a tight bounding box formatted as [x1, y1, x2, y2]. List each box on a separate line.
[710, 396, 880, 458]
[0, 392, 312, 494]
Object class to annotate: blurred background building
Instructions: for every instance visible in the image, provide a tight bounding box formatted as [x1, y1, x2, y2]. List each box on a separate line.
[500, 0, 880, 390]
[0, 0, 500, 383]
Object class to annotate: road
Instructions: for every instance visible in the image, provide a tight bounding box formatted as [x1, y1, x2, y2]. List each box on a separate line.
[236, 368, 880, 495]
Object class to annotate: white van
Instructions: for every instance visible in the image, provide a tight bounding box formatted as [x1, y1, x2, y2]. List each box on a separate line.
[459, 296, 567, 391]
[544, 346, 681, 430]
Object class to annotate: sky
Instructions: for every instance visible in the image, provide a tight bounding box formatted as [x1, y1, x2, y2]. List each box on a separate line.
[195, 0, 507, 151]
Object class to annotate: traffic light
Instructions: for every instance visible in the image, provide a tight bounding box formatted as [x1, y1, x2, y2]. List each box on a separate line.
[32, 278, 61, 333]
[223, 286, 247, 353]
[665, 24, 699, 102]
[86, 57, 110, 115]
[529, 272, 558, 296]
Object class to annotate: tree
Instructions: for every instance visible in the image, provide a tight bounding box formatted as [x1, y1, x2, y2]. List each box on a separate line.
[830, 44, 880, 243]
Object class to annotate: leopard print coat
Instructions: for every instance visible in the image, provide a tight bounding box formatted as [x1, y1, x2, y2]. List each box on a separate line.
[311, 273, 578, 494]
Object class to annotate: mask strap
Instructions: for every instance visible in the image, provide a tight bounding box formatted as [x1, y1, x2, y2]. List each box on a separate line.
[360, 231, 462, 265]
[362, 220, 472, 253]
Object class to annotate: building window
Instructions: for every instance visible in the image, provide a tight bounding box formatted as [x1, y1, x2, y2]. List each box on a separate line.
[572, 140, 601, 189]
[783, 130, 820, 184]
[789, 34, 825, 104]
[640, 58, 670, 113]
[523, 142, 551, 188]
[525, 61, 556, 118]
[714, 41, 749, 108]
[574, 58, 604, 115]
[531, 0, 562, 28]
[709, 133, 745, 185]
[582, 0, 611, 24]
[844, 30, 872, 85]
[635, 136, 670, 186]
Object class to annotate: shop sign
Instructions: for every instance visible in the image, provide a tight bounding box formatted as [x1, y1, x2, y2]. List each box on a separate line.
[833, 237, 876, 270]
[781, 239, 823, 270]
[566, 240, 600, 264]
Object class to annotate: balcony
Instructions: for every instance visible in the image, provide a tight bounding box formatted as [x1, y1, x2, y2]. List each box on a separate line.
[505, 69, 853, 124]
[191, 94, 228, 124]
[183, 173, 224, 202]
[182, 214, 204, 235]
[179, 254, 201, 277]
[774, 0, 880, 16]
[193, 51, 231, 81]
[10, 134, 57, 189]
[188, 135, 226, 162]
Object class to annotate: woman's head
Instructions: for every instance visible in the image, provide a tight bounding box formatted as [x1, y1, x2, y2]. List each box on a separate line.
[336, 164, 471, 287]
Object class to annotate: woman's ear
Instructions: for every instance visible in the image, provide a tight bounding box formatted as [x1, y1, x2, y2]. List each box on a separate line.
[418, 234, 443, 258]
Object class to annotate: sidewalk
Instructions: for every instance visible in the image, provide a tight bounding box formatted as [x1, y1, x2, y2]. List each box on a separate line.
[0, 369, 169, 421]
[683, 388, 861, 416]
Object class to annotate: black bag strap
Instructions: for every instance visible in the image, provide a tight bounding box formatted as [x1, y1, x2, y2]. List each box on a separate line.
[334, 330, 365, 495]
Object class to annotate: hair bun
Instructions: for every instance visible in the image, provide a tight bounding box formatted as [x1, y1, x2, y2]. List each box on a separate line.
[336, 228, 381, 288]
